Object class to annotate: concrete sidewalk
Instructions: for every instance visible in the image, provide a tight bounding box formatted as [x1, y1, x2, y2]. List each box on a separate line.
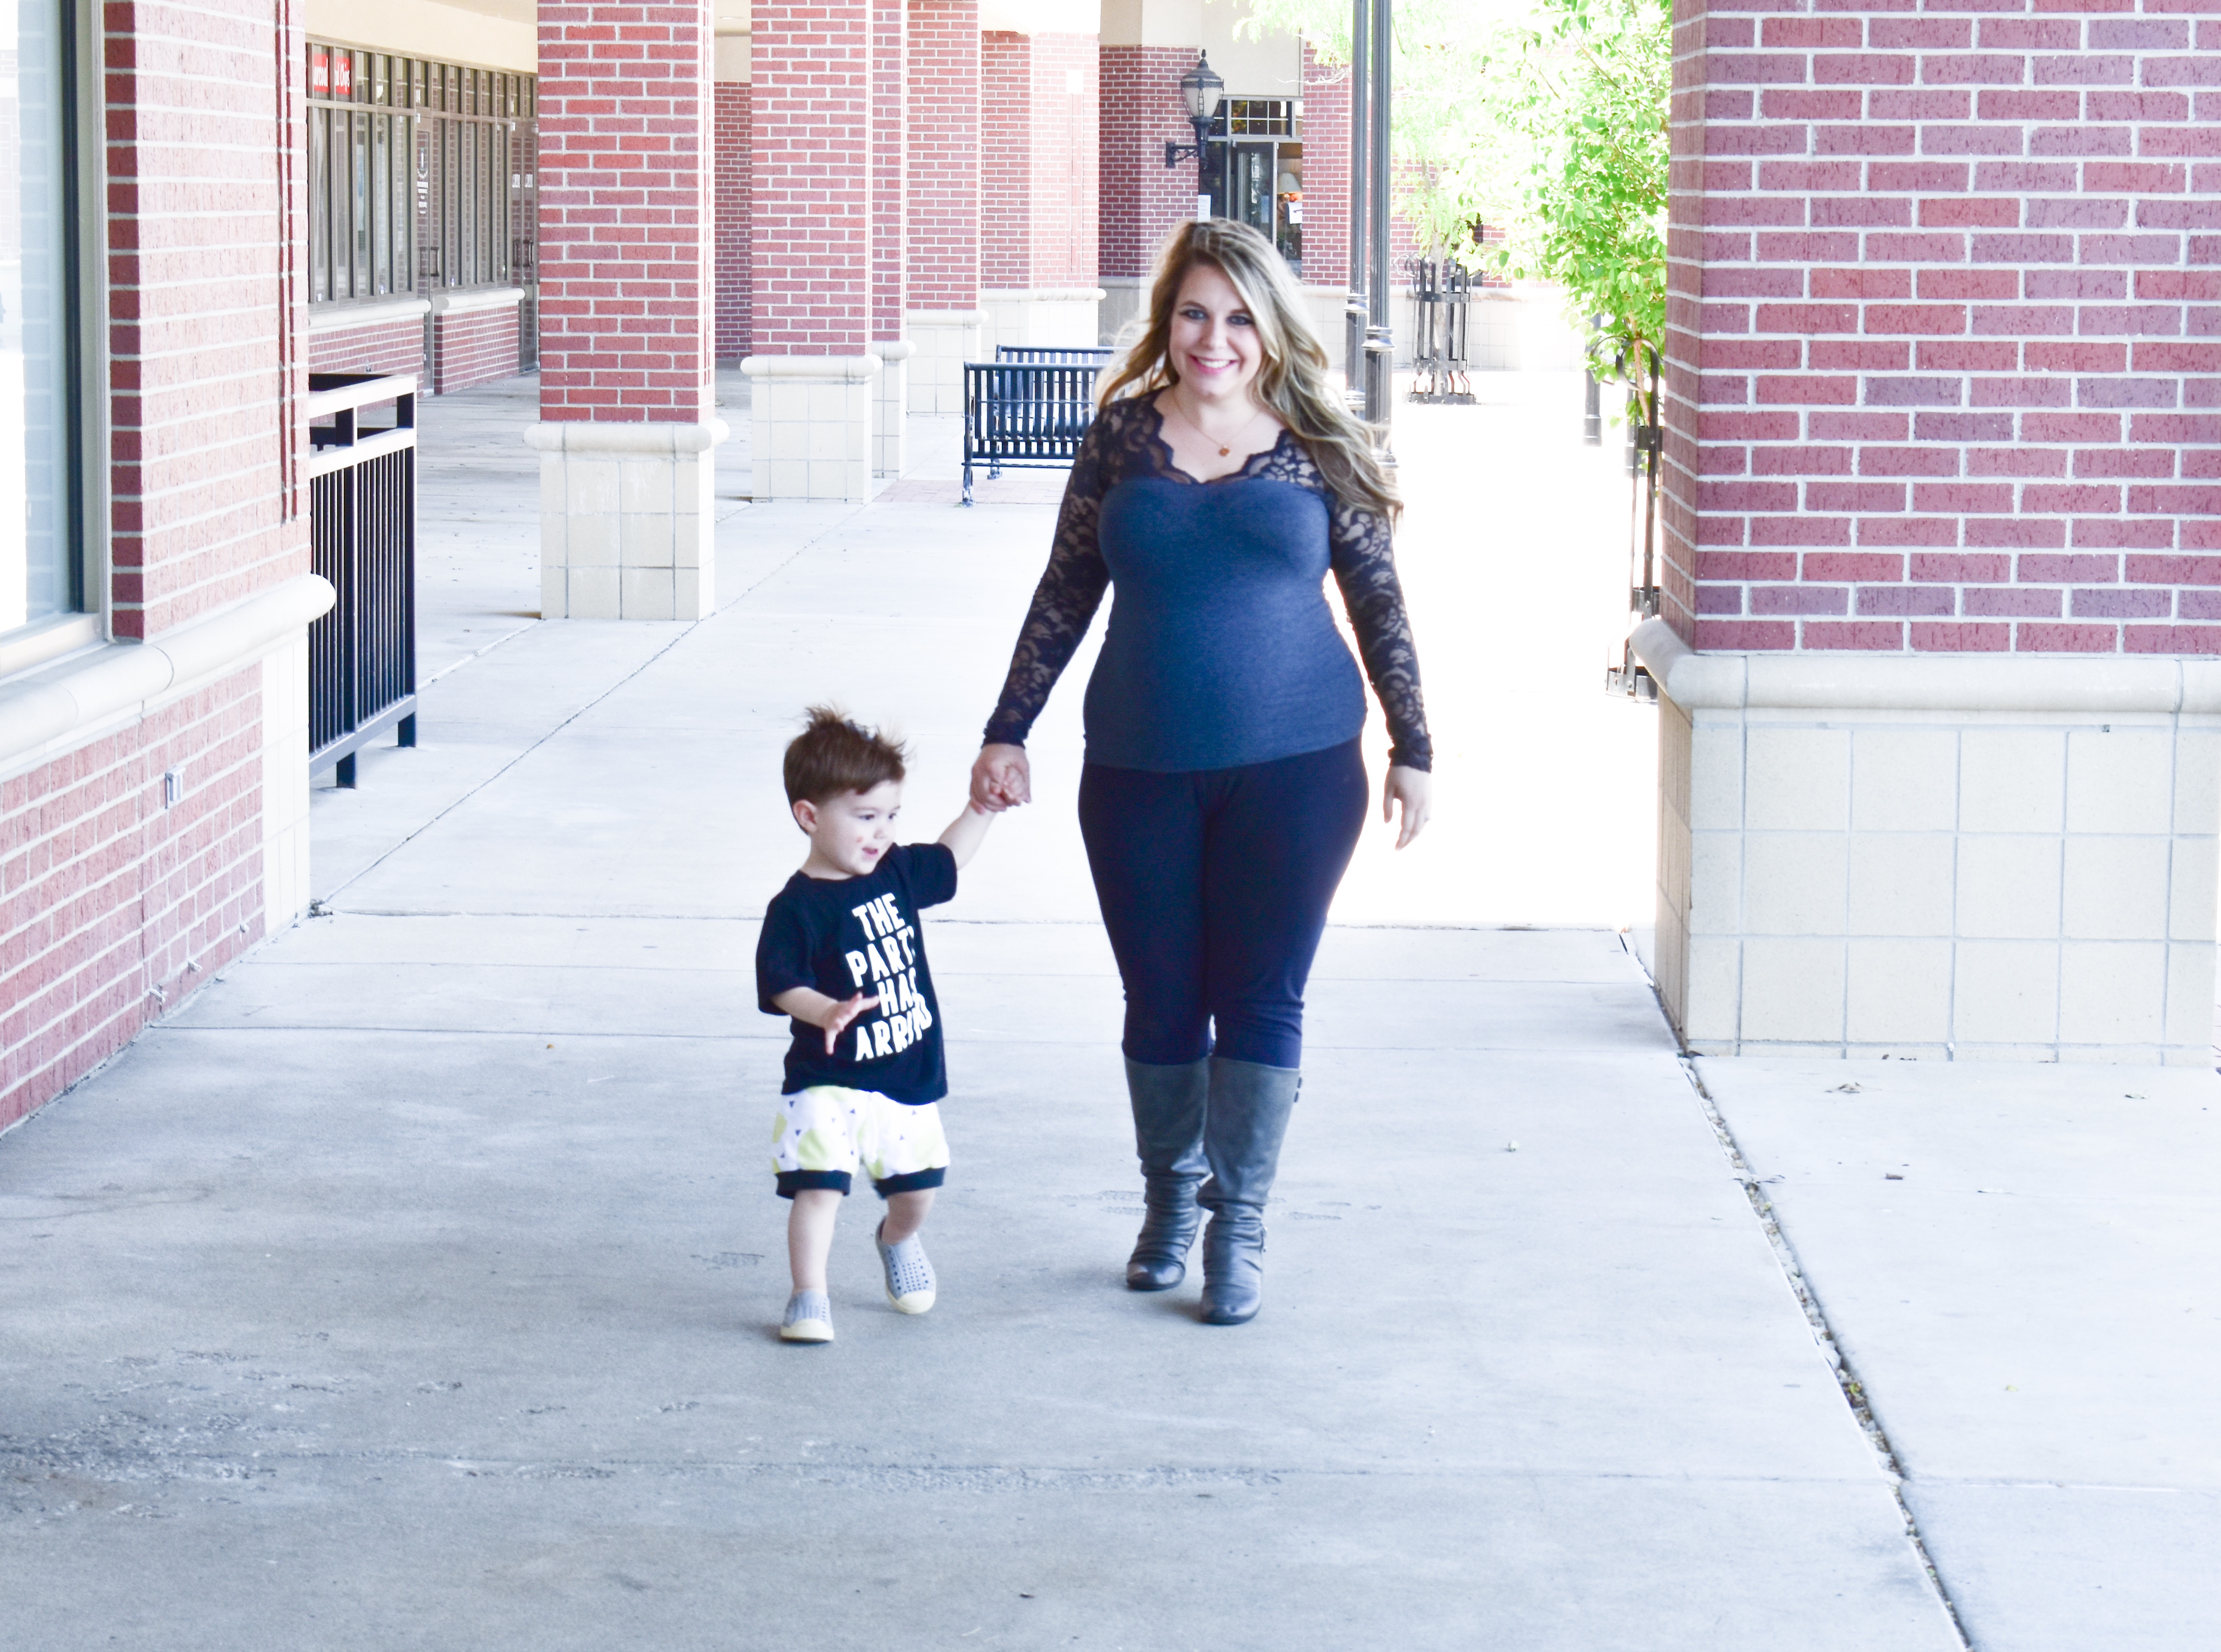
[2, 373, 2208, 1649]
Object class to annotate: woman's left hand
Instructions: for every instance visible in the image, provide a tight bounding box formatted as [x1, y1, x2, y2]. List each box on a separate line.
[1383, 765, 1432, 850]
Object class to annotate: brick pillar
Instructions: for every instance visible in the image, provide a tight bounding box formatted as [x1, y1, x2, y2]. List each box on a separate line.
[743, 0, 878, 498]
[906, 0, 982, 412]
[1298, 42, 1354, 370]
[1634, 0, 2221, 1065]
[529, 0, 723, 618]
[715, 81, 751, 363]
[1097, 44, 1202, 344]
[978, 30, 1102, 355]
[872, 0, 910, 475]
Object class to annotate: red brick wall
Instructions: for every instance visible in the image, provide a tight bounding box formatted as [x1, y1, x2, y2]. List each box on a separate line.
[872, 0, 905, 339]
[985, 32, 1099, 292]
[537, 0, 715, 419]
[982, 32, 1030, 289]
[1100, 45, 1200, 281]
[1301, 44, 1349, 289]
[752, 0, 870, 352]
[1030, 33, 1098, 290]
[106, 0, 308, 638]
[4, 0, 302, 1127]
[1666, 0, 2221, 655]
[716, 81, 751, 360]
[307, 316, 425, 378]
[908, 0, 979, 311]
[1, 672, 266, 1131]
[431, 305, 523, 393]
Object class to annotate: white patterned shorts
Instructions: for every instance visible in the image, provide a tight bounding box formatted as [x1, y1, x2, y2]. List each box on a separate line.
[772, 1085, 950, 1199]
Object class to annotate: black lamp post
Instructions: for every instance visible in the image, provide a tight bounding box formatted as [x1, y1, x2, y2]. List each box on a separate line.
[1162, 51, 1224, 214]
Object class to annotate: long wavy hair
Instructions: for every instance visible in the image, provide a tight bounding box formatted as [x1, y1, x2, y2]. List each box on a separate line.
[1098, 219, 1400, 523]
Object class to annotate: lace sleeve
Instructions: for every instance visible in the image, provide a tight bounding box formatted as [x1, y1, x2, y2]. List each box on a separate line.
[1327, 495, 1434, 772]
[981, 416, 1114, 749]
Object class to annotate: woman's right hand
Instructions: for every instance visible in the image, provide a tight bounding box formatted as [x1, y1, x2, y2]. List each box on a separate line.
[971, 743, 1033, 811]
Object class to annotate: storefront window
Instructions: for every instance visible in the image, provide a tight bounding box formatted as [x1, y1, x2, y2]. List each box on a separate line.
[1209, 100, 1303, 275]
[1, 0, 78, 632]
[306, 40, 533, 310]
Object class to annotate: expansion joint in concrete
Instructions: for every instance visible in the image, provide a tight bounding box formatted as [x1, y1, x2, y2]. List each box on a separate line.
[1676, 1054, 1975, 1652]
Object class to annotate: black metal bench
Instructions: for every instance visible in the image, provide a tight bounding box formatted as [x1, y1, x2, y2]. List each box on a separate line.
[993, 345, 1116, 366]
[961, 348, 1114, 504]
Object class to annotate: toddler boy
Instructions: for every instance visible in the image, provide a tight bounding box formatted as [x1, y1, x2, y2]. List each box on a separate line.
[755, 707, 993, 1343]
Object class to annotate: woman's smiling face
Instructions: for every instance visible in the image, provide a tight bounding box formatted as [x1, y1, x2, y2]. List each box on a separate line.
[1168, 261, 1263, 404]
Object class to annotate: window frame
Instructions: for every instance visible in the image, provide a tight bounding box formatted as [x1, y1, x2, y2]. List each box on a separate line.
[0, 0, 108, 670]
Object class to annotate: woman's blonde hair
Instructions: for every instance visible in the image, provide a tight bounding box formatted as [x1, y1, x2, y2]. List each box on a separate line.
[1098, 218, 1400, 523]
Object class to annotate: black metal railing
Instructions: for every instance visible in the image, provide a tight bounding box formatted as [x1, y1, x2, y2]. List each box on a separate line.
[1406, 259, 1475, 405]
[962, 359, 1102, 505]
[307, 372, 419, 786]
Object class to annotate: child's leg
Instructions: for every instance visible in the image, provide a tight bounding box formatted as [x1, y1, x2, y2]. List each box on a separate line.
[879, 1187, 934, 1245]
[787, 1189, 842, 1292]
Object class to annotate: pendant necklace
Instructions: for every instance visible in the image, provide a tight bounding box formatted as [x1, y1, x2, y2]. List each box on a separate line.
[1170, 396, 1263, 458]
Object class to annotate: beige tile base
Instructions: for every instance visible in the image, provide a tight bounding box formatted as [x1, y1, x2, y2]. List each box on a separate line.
[905, 309, 984, 415]
[741, 355, 878, 502]
[1640, 629, 2221, 1067]
[525, 419, 727, 620]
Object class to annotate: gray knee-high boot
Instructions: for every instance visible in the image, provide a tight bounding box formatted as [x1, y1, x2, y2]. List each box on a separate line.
[1124, 1056, 1210, 1290]
[1197, 1056, 1301, 1326]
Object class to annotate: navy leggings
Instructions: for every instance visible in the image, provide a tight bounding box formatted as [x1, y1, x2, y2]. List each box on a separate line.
[1077, 738, 1369, 1070]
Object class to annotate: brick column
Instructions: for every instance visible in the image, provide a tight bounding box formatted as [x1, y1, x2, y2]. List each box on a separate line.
[1634, 0, 2221, 1065]
[906, 0, 982, 412]
[1298, 42, 1354, 367]
[1098, 44, 1201, 343]
[979, 29, 1103, 355]
[715, 81, 751, 363]
[529, 0, 723, 618]
[743, 0, 878, 498]
[872, 0, 910, 474]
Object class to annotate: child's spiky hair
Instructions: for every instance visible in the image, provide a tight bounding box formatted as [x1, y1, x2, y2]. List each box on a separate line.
[783, 705, 908, 805]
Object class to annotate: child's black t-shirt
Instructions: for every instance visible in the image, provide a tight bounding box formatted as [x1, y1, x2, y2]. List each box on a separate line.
[754, 843, 959, 1104]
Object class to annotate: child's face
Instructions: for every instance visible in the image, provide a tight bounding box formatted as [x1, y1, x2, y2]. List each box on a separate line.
[794, 780, 903, 878]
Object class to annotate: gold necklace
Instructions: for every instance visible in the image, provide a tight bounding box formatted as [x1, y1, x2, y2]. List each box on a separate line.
[1167, 395, 1265, 459]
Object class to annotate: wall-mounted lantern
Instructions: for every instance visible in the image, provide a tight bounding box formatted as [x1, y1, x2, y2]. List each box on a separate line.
[1163, 51, 1225, 212]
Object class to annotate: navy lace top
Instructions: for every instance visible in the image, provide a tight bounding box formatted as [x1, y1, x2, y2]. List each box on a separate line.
[982, 394, 1433, 774]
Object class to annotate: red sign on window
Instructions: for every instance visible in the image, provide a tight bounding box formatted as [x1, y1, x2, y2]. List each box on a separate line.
[333, 51, 353, 97]
[310, 47, 328, 95]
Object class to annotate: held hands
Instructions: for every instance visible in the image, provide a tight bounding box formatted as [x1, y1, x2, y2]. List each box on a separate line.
[971, 743, 1032, 812]
[1383, 765, 1432, 850]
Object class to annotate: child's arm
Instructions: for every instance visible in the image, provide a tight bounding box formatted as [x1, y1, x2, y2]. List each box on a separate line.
[938, 799, 996, 869]
[771, 986, 880, 1055]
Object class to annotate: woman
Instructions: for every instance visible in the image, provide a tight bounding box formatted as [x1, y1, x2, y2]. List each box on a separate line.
[970, 220, 1432, 1326]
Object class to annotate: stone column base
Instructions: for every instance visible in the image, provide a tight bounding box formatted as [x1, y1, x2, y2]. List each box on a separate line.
[1098, 277, 1145, 349]
[739, 354, 880, 501]
[522, 419, 727, 620]
[980, 287, 1107, 357]
[1298, 284, 1351, 366]
[872, 341, 913, 478]
[905, 308, 985, 415]
[260, 631, 312, 924]
[1633, 618, 2221, 1067]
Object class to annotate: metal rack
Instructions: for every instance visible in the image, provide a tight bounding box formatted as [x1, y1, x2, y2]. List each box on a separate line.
[1405, 259, 1476, 405]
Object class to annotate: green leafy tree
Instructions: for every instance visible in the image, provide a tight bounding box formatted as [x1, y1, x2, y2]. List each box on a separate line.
[1233, 0, 1668, 378]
